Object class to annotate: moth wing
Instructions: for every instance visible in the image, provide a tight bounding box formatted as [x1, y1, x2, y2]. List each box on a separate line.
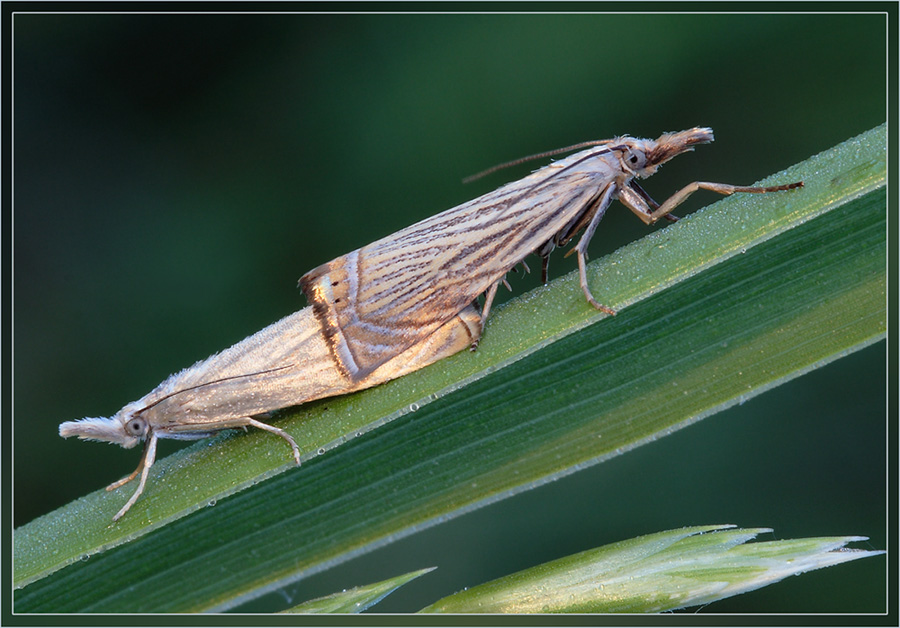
[301, 244, 471, 380]
[301, 167, 607, 379]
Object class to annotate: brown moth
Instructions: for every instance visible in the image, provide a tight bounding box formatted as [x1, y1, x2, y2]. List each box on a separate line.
[59, 127, 802, 520]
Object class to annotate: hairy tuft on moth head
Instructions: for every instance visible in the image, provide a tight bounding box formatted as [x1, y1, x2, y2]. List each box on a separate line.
[58, 415, 141, 449]
[644, 127, 715, 171]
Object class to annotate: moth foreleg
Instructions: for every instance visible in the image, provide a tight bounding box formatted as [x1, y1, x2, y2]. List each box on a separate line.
[628, 181, 679, 223]
[617, 184, 659, 226]
[106, 459, 143, 492]
[112, 432, 158, 522]
[244, 418, 301, 465]
[623, 180, 803, 226]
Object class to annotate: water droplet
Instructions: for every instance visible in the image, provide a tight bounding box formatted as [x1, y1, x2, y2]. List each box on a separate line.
[208, 499, 217, 507]
[409, 403, 420, 412]
[318, 448, 326, 455]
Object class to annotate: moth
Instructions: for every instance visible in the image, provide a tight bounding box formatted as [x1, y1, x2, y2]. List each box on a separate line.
[60, 127, 802, 520]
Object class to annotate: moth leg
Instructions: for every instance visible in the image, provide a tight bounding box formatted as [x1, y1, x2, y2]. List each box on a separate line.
[629, 181, 679, 222]
[112, 432, 158, 522]
[245, 418, 301, 465]
[535, 238, 557, 284]
[617, 184, 661, 226]
[621, 180, 802, 226]
[479, 280, 501, 330]
[510, 259, 530, 274]
[106, 459, 144, 492]
[106, 432, 157, 492]
[576, 253, 616, 316]
[568, 185, 617, 315]
[467, 281, 502, 351]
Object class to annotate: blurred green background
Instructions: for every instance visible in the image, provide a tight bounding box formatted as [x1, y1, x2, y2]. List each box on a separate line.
[14, 12, 885, 612]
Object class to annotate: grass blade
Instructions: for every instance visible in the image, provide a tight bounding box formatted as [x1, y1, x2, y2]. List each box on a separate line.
[421, 526, 883, 613]
[282, 567, 434, 613]
[14, 125, 885, 611]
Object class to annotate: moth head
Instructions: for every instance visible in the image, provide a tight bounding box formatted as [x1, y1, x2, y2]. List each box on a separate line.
[636, 127, 715, 177]
[614, 138, 655, 177]
[59, 407, 149, 449]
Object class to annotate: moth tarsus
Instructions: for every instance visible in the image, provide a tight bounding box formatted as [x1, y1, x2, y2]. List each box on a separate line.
[244, 417, 302, 465]
[60, 126, 802, 520]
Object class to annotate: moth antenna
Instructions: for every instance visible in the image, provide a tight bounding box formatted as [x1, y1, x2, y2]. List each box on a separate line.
[463, 138, 615, 183]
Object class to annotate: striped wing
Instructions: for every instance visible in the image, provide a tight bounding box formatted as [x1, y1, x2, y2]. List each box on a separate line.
[300, 154, 613, 379]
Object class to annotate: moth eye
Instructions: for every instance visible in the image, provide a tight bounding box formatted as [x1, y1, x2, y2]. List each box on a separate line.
[625, 150, 647, 169]
[126, 417, 148, 437]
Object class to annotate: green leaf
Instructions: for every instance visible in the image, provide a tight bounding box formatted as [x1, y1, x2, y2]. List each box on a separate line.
[282, 567, 434, 613]
[14, 125, 885, 611]
[420, 526, 884, 613]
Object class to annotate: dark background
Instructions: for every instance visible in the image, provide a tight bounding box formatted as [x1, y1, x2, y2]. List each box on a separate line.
[13, 12, 886, 612]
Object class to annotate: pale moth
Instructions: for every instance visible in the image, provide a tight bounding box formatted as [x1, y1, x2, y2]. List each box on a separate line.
[59, 127, 802, 520]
